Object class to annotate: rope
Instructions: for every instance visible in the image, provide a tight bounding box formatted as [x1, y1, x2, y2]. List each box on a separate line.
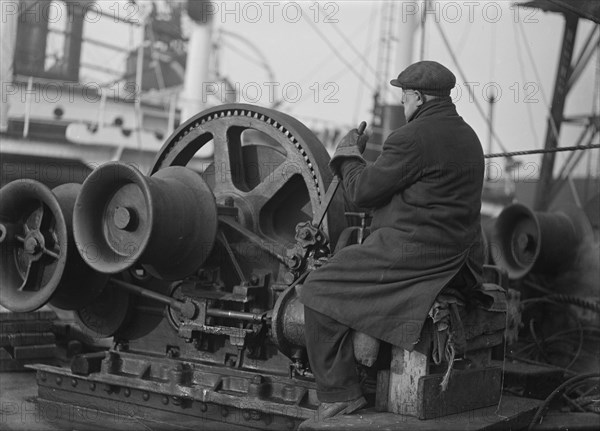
[484, 143, 600, 159]
[440, 339, 455, 392]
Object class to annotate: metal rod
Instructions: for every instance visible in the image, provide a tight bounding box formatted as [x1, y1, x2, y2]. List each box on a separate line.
[47, 28, 131, 53]
[23, 77, 32, 138]
[111, 278, 183, 312]
[205, 309, 265, 323]
[315, 121, 367, 228]
[219, 217, 289, 265]
[217, 231, 247, 283]
[111, 279, 266, 323]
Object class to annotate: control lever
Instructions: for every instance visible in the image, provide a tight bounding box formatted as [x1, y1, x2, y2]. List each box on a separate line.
[314, 121, 367, 229]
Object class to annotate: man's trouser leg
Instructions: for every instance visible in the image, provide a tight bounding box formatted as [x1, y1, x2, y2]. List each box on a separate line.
[304, 306, 362, 402]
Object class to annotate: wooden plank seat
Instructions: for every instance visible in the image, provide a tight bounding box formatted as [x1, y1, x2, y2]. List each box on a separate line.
[370, 265, 508, 419]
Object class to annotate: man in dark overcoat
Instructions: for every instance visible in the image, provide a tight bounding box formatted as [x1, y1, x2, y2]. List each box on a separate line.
[299, 60, 485, 419]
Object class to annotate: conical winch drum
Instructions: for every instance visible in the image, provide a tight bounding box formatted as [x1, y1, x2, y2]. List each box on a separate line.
[73, 162, 218, 280]
[0, 180, 107, 312]
[493, 203, 592, 280]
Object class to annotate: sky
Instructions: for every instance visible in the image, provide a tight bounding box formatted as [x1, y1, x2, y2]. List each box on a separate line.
[66, 1, 600, 178]
[208, 1, 599, 178]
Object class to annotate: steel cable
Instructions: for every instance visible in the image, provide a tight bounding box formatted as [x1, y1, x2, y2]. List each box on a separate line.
[484, 143, 600, 159]
[528, 373, 600, 430]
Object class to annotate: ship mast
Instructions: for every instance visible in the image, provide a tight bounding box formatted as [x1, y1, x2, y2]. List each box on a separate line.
[524, 0, 600, 210]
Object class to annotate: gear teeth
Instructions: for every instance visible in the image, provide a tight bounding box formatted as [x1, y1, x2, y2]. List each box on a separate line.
[155, 109, 325, 216]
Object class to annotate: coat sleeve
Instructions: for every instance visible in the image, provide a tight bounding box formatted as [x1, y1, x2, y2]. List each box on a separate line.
[339, 130, 422, 208]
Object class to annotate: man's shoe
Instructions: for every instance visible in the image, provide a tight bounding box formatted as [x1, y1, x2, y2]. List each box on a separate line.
[316, 396, 367, 420]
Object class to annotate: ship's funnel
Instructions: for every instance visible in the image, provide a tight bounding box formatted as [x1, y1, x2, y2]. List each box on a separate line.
[0, 180, 107, 312]
[73, 163, 218, 280]
[493, 203, 592, 280]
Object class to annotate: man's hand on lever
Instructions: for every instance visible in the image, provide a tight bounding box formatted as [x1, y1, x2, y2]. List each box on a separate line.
[337, 121, 369, 153]
[315, 122, 368, 230]
[328, 121, 368, 177]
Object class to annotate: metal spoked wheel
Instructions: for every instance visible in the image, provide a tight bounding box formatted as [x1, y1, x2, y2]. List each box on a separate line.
[150, 103, 346, 249]
[0, 180, 67, 312]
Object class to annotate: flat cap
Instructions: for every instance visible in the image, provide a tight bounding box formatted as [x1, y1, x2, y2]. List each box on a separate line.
[390, 61, 456, 96]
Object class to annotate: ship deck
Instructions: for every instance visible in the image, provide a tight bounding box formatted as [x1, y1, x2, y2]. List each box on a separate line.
[1, 369, 545, 431]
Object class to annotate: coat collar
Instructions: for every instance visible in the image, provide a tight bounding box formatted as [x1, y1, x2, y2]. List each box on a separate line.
[408, 96, 457, 123]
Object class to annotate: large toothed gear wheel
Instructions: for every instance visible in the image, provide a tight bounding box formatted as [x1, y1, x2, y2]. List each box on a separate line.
[150, 103, 346, 248]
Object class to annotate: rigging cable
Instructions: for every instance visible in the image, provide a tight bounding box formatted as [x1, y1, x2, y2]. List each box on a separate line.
[282, 16, 379, 112]
[300, 8, 377, 92]
[433, 19, 509, 154]
[515, 21, 561, 152]
[512, 19, 541, 145]
[218, 29, 276, 84]
[314, 3, 379, 79]
[352, 5, 378, 125]
[419, 1, 428, 61]
[484, 143, 600, 158]
[287, 12, 377, 98]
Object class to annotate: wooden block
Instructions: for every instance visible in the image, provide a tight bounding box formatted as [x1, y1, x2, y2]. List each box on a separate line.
[0, 347, 55, 371]
[0, 331, 56, 347]
[387, 345, 429, 416]
[375, 369, 389, 412]
[12, 343, 56, 360]
[0, 306, 56, 322]
[0, 320, 53, 333]
[501, 360, 565, 399]
[464, 331, 504, 352]
[418, 366, 502, 419]
[463, 348, 492, 368]
[461, 308, 506, 341]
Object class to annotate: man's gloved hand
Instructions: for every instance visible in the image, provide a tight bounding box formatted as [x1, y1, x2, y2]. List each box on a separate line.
[329, 127, 369, 176]
[336, 128, 369, 154]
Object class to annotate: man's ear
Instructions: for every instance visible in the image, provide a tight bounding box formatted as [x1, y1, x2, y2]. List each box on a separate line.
[416, 91, 424, 106]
